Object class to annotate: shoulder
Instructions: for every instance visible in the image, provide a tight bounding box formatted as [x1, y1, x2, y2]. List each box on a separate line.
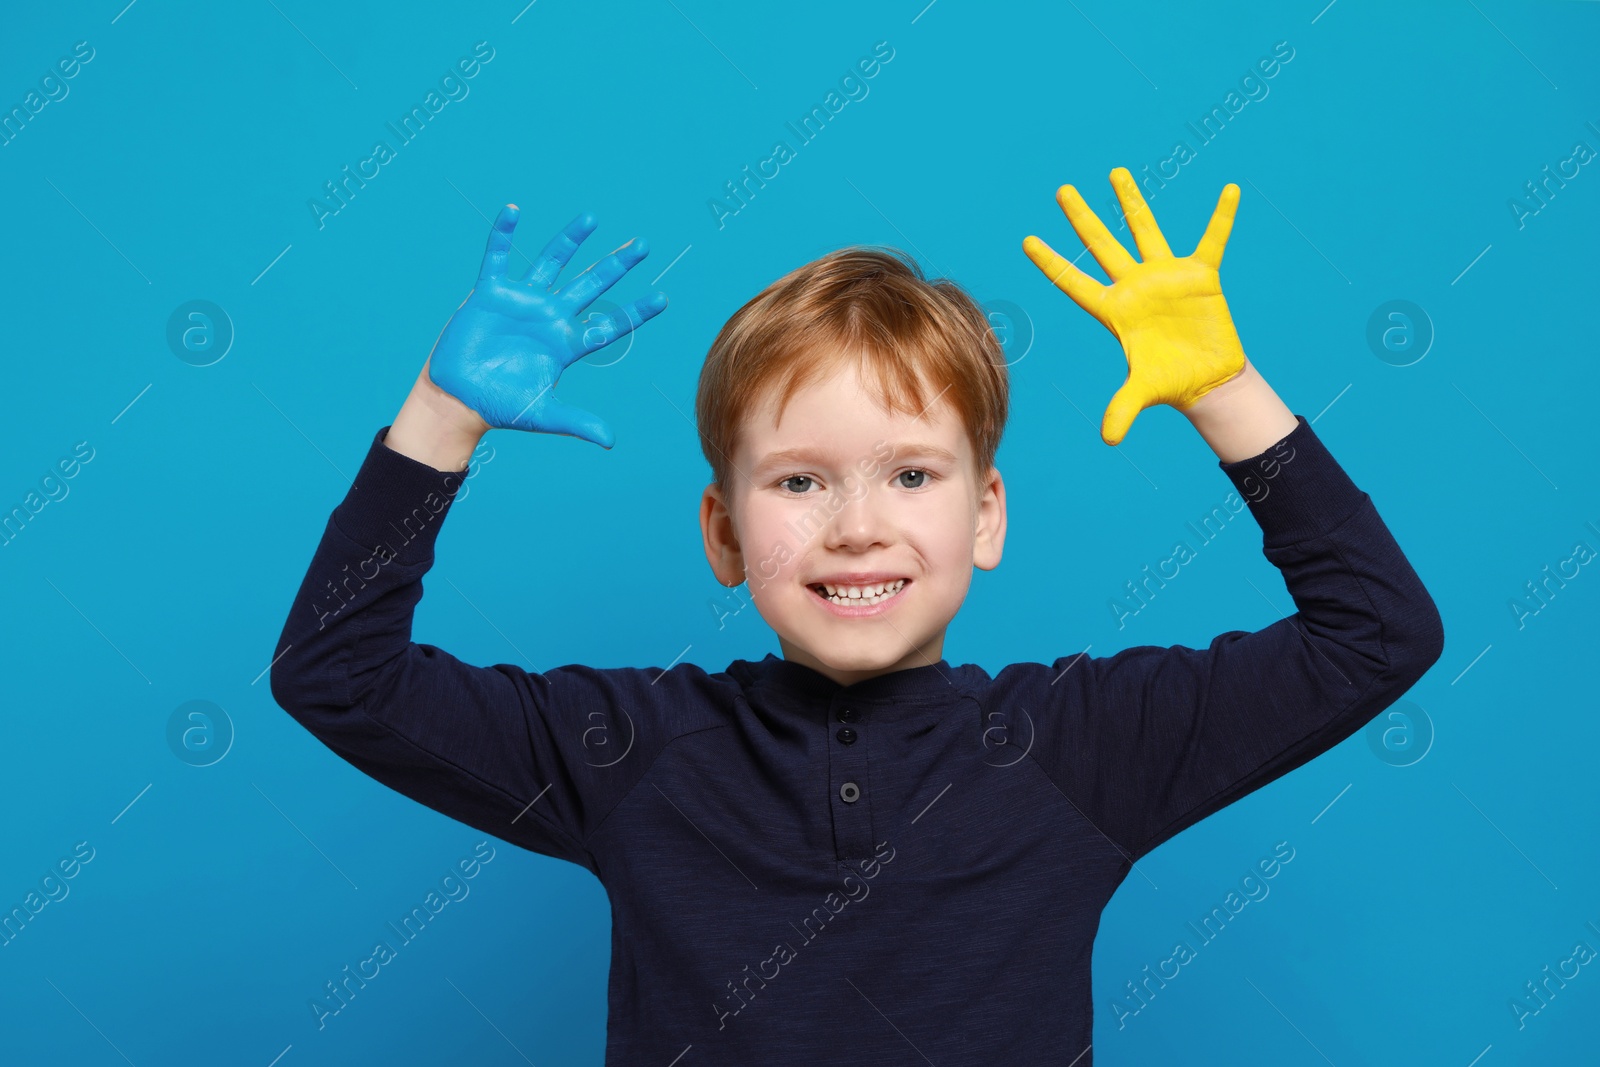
[981, 653, 1097, 702]
[539, 659, 743, 744]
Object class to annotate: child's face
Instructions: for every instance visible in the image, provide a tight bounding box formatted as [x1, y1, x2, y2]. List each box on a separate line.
[700, 358, 1006, 686]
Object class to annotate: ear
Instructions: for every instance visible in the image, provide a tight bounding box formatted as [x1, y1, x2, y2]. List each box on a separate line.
[972, 465, 1006, 571]
[700, 482, 746, 586]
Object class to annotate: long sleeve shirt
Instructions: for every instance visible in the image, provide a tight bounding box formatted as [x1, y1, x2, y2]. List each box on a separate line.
[270, 412, 1445, 1065]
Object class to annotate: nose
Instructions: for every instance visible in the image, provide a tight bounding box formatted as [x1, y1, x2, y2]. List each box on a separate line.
[822, 479, 890, 553]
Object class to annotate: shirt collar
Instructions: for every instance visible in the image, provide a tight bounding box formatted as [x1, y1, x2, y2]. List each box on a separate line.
[730, 652, 965, 707]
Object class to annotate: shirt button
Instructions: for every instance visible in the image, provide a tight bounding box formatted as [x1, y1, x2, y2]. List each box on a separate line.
[839, 781, 860, 803]
[836, 727, 857, 745]
[837, 707, 858, 723]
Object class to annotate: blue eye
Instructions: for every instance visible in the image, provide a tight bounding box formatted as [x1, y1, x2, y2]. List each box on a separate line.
[780, 470, 929, 494]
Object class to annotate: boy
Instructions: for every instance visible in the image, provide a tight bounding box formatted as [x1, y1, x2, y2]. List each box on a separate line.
[271, 169, 1444, 1064]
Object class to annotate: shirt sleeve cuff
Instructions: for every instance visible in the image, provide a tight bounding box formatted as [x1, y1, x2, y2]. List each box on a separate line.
[329, 425, 467, 566]
[1217, 414, 1369, 549]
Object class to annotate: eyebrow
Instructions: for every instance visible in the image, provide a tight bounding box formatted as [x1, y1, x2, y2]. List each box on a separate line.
[753, 443, 960, 474]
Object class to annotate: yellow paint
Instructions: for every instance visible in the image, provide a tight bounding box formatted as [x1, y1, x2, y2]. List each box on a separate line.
[1023, 167, 1247, 446]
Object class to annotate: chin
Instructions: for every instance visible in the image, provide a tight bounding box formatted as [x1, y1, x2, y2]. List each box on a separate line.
[813, 641, 920, 674]
[820, 649, 895, 671]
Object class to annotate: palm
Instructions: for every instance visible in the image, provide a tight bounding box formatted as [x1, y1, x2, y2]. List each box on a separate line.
[432, 280, 583, 429]
[1023, 169, 1246, 445]
[1101, 257, 1244, 408]
[427, 206, 667, 447]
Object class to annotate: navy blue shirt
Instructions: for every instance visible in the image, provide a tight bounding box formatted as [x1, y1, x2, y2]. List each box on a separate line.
[271, 413, 1443, 1065]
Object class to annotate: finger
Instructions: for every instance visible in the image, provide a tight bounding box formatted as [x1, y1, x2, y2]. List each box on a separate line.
[556, 237, 650, 314]
[1101, 378, 1153, 446]
[522, 394, 616, 449]
[1193, 183, 1241, 270]
[1055, 183, 1138, 281]
[522, 211, 600, 289]
[478, 203, 520, 282]
[1021, 234, 1107, 314]
[576, 292, 669, 356]
[1110, 168, 1173, 261]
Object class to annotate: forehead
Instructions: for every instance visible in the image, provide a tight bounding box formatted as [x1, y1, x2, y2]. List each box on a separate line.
[737, 360, 970, 472]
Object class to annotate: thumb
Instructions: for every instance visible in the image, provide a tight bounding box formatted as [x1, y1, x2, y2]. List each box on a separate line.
[520, 394, 616, 449]
[1101, 378, 1150, 446]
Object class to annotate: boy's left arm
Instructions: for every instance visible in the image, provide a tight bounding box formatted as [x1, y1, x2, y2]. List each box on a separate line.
[1008, 171, 1446, 864]
[1016, 409, 1445, 865]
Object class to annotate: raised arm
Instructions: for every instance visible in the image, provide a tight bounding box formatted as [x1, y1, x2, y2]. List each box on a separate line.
[1005, 171, 1445, 864]
[269, 206, 697, 870]
[1010, 414, 1444, 862]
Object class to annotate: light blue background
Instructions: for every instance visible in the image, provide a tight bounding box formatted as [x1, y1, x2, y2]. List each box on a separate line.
[1, 1, 1595, 1064]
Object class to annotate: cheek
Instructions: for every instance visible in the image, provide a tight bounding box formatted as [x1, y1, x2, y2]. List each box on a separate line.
[924, 508, 975, 564]
[744, 502, 819, 562]
[738, 512, 801, 586]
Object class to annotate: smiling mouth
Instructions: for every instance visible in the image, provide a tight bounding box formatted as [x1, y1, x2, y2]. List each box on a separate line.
[809, 579, 908, 607]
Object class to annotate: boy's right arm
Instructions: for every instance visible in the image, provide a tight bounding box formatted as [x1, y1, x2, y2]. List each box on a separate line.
[269, 412, 589, 865]
[270, 205, 691, 870]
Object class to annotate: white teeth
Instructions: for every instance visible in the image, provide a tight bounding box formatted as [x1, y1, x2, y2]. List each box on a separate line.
[816, 579, 906, 606]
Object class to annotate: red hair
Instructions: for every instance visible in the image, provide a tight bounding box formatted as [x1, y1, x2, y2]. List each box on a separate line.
[695, 245, 1009, 495]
